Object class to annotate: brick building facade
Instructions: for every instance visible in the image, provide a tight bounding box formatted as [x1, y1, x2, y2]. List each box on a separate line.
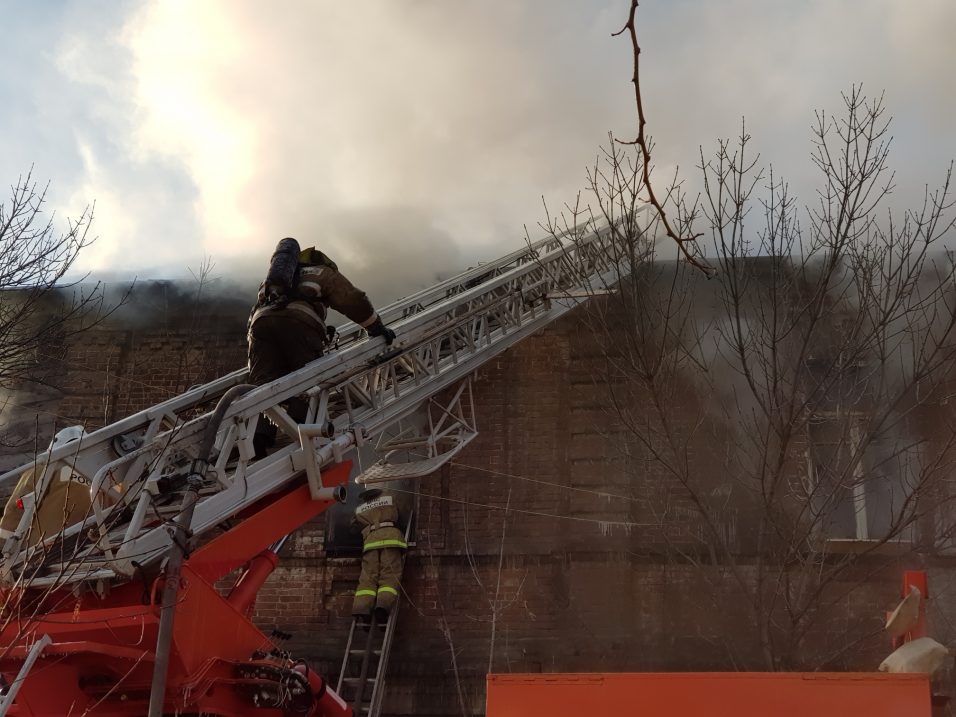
[3, 279, 956, 716]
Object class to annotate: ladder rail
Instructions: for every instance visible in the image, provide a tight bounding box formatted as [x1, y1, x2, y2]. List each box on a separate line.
[350, 219, 585, 327]
[367, 597, 400, 717]
[112, 264, 593, 575]
[350, 613, 380, 714]
[335, 617, 358, 696]
[365, 516, 413, 717]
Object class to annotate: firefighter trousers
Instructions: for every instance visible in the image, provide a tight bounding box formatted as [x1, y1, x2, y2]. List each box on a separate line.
[352, 547, 404, 617]
[248, 310, 327, 385]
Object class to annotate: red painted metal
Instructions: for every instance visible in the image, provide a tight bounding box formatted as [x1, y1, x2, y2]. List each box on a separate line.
[887, 569, 930, 649]
[0, 462, 354, 717]
[903, 570, 929, 641]
[189, 467, 350, 584]
[229, 549, 280, 616]
[486, 672, 933, 717]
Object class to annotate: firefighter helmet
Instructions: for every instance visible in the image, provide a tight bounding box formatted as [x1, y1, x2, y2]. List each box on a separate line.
[358, 488, 382, 502]
[50, 425, 86, 451]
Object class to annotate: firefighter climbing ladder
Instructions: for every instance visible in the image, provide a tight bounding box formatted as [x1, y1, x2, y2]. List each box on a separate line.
[0, 207, 652, 592]
[335, 518, 414, 717]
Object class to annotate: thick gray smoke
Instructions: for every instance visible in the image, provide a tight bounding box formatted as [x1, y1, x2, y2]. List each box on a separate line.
[4, 2, 956, 292]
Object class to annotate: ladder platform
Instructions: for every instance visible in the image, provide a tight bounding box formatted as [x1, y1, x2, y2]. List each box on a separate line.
[358, 439, 473, 484]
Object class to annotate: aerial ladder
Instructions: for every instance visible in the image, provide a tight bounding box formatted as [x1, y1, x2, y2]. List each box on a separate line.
[0, 209, 650, 716]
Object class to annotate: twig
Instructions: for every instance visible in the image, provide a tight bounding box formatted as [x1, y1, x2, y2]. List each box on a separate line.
[614, 0, 714, 275]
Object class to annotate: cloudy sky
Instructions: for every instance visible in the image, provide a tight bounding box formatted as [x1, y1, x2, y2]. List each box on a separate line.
[3, 0, 955, 301]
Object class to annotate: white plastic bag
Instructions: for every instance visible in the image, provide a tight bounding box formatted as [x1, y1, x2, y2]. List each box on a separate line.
[878, 637, 949, 675]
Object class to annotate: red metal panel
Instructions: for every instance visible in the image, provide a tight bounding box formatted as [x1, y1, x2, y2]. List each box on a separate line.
[173, 564, 281, 675]
[0, 461, 356, 716]
[904, 569, 929, 641]
[486, 672, 932, 717]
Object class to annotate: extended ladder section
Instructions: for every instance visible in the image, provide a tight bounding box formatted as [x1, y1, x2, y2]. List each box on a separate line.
[336, 588, 402, 717]
[0, 210, 650, 590]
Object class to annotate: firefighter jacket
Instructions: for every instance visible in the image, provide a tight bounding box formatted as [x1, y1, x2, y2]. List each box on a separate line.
[352, 493, 407, 552]
[0, 464, 94, 546]
[249, 262, 379, 338]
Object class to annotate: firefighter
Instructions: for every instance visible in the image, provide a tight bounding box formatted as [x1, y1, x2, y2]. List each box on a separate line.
[248, 238, 396, 456]
[0, 426, 93, 547]
[351, 487, 407, 625]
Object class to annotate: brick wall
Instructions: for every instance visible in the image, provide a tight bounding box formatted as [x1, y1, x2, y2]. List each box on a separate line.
[0, 283, 249, 470]
[250, 317, 955, 715]
[9, 284, 956, 716]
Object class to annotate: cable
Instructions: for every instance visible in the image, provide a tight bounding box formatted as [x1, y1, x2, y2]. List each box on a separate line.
[15, 455, 650, 586]
[448, 460, 642, 504]
[386, 485, 655, 530]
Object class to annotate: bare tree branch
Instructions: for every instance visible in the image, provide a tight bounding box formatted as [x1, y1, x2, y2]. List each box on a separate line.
[613, 0, 714, 275]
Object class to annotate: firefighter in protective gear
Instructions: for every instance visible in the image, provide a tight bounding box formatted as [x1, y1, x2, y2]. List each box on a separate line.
[0, 426, 93, 547]
[351, 488, 407, 622]
[248, 238, 396, 455]
[248, 239, 396, 385]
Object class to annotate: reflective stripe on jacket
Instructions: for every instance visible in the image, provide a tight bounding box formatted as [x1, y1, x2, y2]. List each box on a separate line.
[250, 264, 379, 333]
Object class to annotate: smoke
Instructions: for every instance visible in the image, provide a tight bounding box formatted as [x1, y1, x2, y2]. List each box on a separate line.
[42, 0, 630, 286]
[2, 1, 956, 301]
[88, 205, 467, 312]
[65, 204, 469, 335]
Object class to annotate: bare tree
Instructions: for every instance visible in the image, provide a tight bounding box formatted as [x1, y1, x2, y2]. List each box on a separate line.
[0, 169, 141, 659]
[532, 0, 956, 671]
[0, 169, 114, 391]
[545, 86, 956, 669]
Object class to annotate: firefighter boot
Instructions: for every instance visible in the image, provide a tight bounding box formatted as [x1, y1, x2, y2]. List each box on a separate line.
[253, 419, 277, 459]
[284, 396, 309, 423]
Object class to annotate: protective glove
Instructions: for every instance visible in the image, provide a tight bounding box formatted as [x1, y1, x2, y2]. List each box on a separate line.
[367, 317, 396, 346]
